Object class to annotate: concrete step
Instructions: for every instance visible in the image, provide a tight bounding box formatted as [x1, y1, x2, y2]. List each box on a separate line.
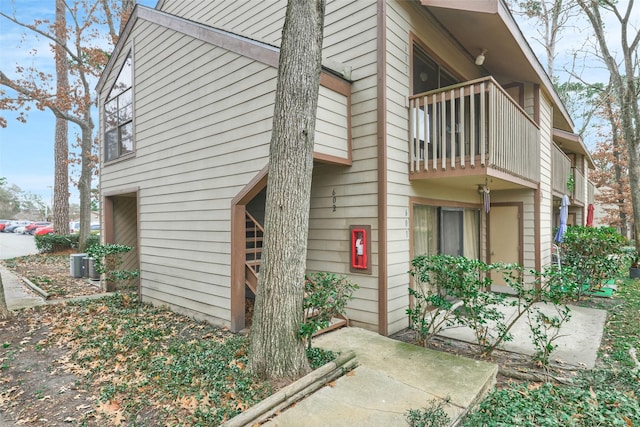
[264, 327, 497, 426]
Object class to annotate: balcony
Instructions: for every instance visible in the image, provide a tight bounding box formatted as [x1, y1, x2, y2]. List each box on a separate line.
[588, 181, 595, 204]
[552, 144, 572, 196]
[572, 167, 586, 205]
[408, 77, 540, 187]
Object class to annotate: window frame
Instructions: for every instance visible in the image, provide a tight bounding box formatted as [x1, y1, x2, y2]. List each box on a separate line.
[409, 34, 462, 96]
[103, 50, 134, 163]
[411, 199, 482, 259]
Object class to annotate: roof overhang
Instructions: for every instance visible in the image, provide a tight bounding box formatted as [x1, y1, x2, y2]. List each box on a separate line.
[553, 129, 595, 169]
[420, 0, 575, 133]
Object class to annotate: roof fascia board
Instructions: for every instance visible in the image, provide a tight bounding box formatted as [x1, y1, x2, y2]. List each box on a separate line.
[420, 0, 498, 13]
[97, 6, 279, 92]
[137, 6, 280, 66]
[495, 3, 574, 129]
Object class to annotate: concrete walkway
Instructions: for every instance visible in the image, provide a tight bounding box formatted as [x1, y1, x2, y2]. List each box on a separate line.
[437, 301, 607, 369]
[261, 300, 607, 426]
[263, 328, 498, 426]
[0, 265, 45, 310]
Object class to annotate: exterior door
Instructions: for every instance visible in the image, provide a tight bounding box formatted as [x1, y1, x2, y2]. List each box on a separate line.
[489, 204, 521, 293]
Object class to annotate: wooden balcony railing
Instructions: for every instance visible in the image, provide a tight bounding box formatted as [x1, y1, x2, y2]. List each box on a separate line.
[573, 167, 586, 205]
[409, 76, 540, 184]
[552, 144, 572, 195]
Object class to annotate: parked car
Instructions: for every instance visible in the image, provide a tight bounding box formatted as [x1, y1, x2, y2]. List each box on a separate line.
[5, 220, 31, 233]
[67, 222, 99, 234]
[34, 225, 54, 236]
[24, 222, 51, 235]
[0, 220, 11, 232]
[69, 221, 80, 234]
[14, 226, 27, 234]
[18, 222, 35, 234]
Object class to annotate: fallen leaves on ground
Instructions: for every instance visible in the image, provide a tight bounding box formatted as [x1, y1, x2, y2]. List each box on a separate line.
[2, 253, 103, 299]
[0, 255, 273, 426]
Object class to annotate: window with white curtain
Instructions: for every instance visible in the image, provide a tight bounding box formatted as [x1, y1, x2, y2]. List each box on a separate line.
[413, 204, 480, 258]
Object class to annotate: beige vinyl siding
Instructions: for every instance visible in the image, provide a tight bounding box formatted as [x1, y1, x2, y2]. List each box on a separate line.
[306, 0, 380, 332]
[101, 20, 277, 326]
[315, 86, 350, 161]
[160, 0, 287, 46]
[102, 5, 367, 328]
[383, 0, 487, 334]
[538, 93, 554, 267]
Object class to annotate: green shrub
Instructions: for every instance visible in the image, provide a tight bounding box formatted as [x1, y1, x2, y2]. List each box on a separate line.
[300, 272, 358, 349]
[560, 226, 625, 296]
[405, 398, 452, 427]
[306, 347, 337, 369]
[85, 244, 139, 288]
[524, 265, 574, 368]
[84, 234, 100, 251]
[408, 255, 531, 355]
[35, 233, 78, 253]
[408, 255, 574, 360]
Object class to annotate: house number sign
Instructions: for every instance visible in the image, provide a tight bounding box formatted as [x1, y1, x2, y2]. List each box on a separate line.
[332, 189, 337, 212]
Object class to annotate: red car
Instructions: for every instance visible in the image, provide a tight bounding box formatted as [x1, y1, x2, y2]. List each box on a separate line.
[25, 222, 51, 235]
[0, 220, 12, 232]
[34, 225, 54, 236]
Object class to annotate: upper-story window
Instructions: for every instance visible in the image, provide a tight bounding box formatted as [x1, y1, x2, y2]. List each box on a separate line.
[104, 52, 133, 162]
[412, 43, 457, 95]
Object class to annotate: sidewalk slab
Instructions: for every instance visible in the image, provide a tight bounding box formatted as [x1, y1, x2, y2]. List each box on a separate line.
[437, 301, 607, 368]
[264, 327, 497, 426]
[0, 265, 45, 310]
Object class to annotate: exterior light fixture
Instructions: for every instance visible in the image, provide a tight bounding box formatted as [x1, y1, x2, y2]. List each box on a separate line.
[475, 49, 487, 66]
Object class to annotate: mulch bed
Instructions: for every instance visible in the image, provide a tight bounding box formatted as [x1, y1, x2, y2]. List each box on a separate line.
[2, 251, 105, 300]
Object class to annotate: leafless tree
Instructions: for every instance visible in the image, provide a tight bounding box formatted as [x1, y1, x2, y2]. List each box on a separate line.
[576, 0, 640, 246]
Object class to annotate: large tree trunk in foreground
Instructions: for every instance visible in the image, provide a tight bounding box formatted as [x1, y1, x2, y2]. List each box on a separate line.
[249, 0, 326, 381]
[0, 275, 12, 319]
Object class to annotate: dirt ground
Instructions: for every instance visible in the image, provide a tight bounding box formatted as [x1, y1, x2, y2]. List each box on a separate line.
[1, 254, 111, 425]
[0, 254, 618, 425]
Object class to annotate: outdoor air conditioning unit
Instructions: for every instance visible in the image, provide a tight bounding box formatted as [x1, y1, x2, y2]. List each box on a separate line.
[69, 253, 86, 278]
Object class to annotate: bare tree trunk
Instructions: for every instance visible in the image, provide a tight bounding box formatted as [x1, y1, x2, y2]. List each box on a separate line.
[0, 275, 12, 319]
[120, 0, 134, 33]
[249, 0, 326, 381]
[77, 122, 93, 251]
[506, 0, 580, 79]
[54, 0, 70, 235]
[605, 87, 629, 236]
[101, 0, 134, 43]
[577, 1, 640, 250]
